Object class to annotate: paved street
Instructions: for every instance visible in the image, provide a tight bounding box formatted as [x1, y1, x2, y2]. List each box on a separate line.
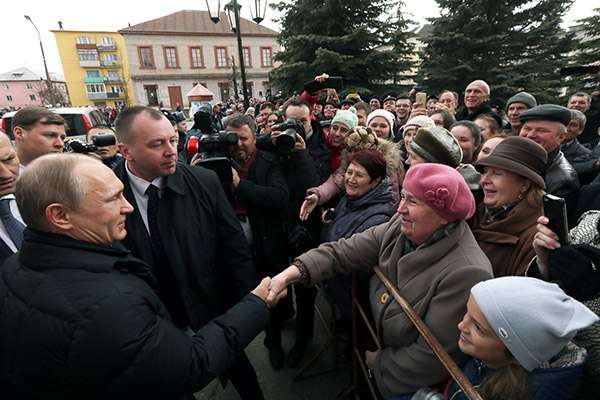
[195, 291, 352, 400]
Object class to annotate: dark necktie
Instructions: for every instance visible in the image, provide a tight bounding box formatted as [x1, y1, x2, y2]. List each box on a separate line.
[145, 184, 164, 252]
[0, 199, 25, 249]
[145, 184, 189, 328]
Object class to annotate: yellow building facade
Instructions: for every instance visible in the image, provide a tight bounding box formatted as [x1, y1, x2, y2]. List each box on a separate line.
[52, 30, 135, 108]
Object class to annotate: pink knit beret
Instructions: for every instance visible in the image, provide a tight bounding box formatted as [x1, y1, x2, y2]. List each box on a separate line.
[403, 163, 475, 222]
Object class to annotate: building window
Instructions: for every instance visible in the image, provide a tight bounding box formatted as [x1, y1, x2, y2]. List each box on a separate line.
[163, 47, 179, 68]
[138, 46, 155, 69]
[102, 54, 119, 65]
[87, 70, 100, 78]
[78, 49, 99, 61]
[6, 96, 13, 101]
[189, 47, 204, 68]
[101, 37, 115, 45]
[77, 36, 92, 44]
[29, 94, 36, 101]
[86, 84, 105, 93]
[242, 47, 252, 68]
[260, 47, 273, 67]
[215, 47, 228, 68]
[25, 83, 33, 89]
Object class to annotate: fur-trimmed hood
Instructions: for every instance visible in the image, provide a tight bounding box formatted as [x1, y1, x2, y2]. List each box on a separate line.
[339, 137, 404, 182]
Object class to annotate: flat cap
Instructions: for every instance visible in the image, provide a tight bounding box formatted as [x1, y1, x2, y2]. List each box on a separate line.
[519, 104, 571, 126]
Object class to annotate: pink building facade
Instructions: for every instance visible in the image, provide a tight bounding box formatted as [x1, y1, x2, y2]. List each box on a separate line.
[0, 67, 69, 110]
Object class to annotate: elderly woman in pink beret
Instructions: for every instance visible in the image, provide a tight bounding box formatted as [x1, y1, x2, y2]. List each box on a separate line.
[268, 163, 493, 399]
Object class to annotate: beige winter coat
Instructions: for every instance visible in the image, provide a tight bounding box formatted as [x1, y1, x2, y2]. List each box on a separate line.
[297, 214, 492, 397]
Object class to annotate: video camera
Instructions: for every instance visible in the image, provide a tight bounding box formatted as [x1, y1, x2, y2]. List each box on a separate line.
[272, 119, 306, 153]
[64, 134, 117, 154]
[187, 130, 238, 185]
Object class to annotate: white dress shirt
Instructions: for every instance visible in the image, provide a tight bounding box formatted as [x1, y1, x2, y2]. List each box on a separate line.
[125, 161, 165, 234]
[0, 194, 24, 252]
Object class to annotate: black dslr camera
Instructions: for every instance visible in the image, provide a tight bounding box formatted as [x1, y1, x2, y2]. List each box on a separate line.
[64, 134, 117, 153]
[272, 119, 306, 153]
[187, 130, 239, 184]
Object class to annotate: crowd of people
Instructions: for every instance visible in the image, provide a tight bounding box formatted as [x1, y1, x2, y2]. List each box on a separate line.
[0, 69, 599, 400]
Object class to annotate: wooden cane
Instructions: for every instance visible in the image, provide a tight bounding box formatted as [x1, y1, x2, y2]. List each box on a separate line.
[373, 267, 484, 400]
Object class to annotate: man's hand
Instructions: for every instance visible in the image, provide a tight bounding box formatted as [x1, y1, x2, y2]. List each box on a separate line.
[409, 103, 428, 118]
[365, 350, 379, 369]
[299, 193, 319, 221]
[532, 216, 561, 279]
[270, 130, 282, 146]
[231, 167, 240, 188]
[315, 73, 329, 83]
[190, 153, 202, 166]
[294, 133, 306, 151]
[252, 277, 272, 304]
[266, 272, 288, 308]
[434, 102, 451, 113]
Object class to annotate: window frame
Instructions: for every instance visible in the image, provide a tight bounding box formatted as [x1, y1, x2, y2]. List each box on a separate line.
[242, 46, 252, 68]
[138, 46, 156, 69]
[260, 47, 273, 67]
[189, 46, 205, 69]
[163, 46, 180, 69]
[214, 46, 229, 69]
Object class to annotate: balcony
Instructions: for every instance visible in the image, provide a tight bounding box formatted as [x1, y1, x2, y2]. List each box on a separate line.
[76, 43, 97, 50]
[107, 92, 125, 99]
[104, 76, 123, 83]
[84, 76, 105, 84]
[101, 60, 121, 68]
[79, 60, 101, 68]
[87, 92, 108, 100]
[97, 43, 117, 51]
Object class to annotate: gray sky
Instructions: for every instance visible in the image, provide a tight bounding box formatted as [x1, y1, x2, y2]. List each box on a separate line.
[3, 0, 596, 79]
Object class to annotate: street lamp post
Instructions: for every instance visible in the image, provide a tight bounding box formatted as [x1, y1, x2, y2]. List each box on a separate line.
[205, 0, 267, 110]
[24, 15, 56, 106]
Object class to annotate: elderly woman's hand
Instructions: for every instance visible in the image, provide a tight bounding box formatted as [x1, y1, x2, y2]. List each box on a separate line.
[365, 350, 379, 369]
[532, 216, 561, 279]
[299, 193, 319, 221]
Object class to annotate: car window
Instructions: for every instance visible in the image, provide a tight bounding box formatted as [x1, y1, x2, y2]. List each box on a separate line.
[89, 110, 107, 126]
[59, 114, 86, 137]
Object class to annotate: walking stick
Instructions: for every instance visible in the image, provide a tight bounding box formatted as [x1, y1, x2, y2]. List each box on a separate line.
[373, 267, 484, 400]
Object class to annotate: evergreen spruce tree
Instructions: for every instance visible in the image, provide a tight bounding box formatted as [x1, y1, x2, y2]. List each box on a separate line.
[419, 0, 574, 104]
[270, 0, 415, 96]
[573, 7, 600, 66]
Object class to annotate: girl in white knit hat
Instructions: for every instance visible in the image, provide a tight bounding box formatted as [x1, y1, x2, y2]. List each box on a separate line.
[446, 277, 598, 400]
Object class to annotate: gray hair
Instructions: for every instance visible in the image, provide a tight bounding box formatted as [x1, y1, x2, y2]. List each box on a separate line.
[16, 153, 93, 231]
[569, 109, 587, 129]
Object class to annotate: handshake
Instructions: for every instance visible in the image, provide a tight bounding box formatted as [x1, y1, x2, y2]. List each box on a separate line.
[251, 265, 302, 308]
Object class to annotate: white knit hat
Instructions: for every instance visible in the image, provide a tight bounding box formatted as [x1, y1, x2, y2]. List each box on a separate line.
[367, 109, 395, 131]
[471, 277, 599, 371]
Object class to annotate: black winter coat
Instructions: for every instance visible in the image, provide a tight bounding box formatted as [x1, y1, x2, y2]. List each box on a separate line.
[455, 102, 493, 121]
[234, 150, 289, 275]
[0, 230, 269, 400]
[113, 161, 258, 331]
[545, 149, 580, 220]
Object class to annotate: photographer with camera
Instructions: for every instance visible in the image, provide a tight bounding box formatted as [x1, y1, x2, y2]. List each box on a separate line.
[86, 125, 122, 169]
[223, 115, 292, 370]
[255, 93, 331, 367]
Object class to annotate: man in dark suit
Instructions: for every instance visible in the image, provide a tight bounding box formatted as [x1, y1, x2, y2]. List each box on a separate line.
[0, 131, 24, 264]
[225, 115, 292, 369]
[113, 106, 263, 399]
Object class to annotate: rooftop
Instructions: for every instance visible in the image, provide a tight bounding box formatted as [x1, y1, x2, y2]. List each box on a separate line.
[119, 10, 279, 37]
[0, 67, 64, 82]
